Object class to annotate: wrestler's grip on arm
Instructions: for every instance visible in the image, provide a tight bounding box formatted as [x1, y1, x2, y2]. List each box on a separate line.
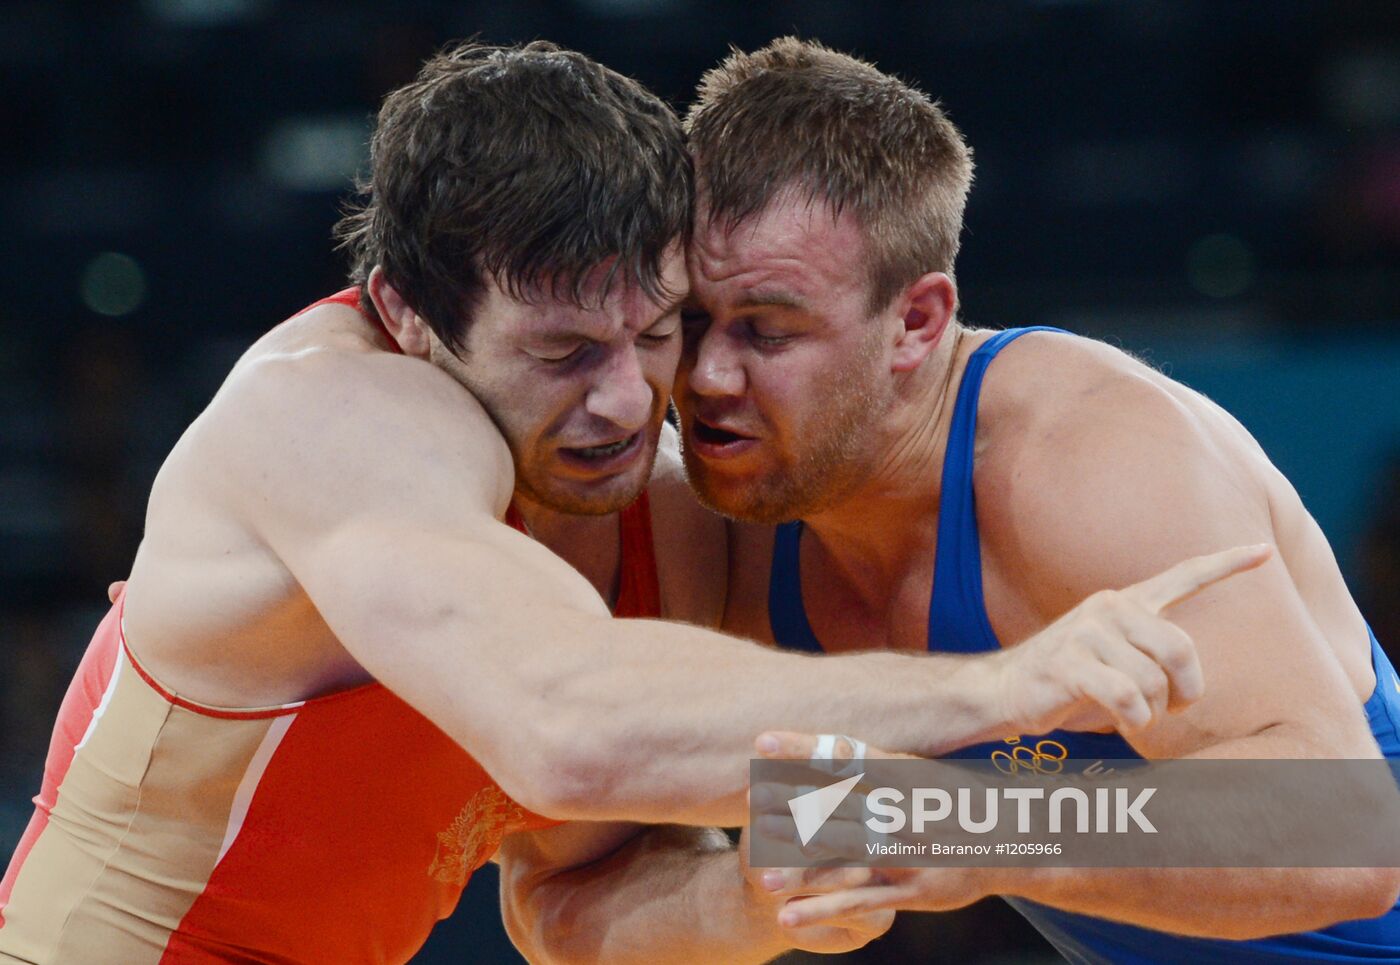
[471, 554, 1270, 960]
[499, 819, 891, 965]
[743, 733, 971, 928]
[744, 727, 1400, 940]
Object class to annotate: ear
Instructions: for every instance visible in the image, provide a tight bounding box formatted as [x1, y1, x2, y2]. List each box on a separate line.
[891, 272, 956, 373]
[367, 266, 433, 358]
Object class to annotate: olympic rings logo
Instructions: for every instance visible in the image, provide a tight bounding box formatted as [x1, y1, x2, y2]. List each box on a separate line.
[990, 737, 1069, 775]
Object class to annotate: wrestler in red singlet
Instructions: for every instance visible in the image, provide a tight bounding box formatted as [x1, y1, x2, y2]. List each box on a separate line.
[0, 291, 662, 964]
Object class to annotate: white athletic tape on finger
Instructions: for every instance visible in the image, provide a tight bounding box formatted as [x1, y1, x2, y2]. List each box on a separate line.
[811, 734, 867, 779]
[809, 736, 882, 855]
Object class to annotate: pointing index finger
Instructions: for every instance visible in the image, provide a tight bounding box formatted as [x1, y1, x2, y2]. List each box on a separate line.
[1128, 543, 1273, 613]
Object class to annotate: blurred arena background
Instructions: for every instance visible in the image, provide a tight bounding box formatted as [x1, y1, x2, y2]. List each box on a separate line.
[2, 1, 1398, 961]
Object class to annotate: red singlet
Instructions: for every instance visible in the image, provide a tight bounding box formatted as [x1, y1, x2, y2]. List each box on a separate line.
[0, 291, 662, 964]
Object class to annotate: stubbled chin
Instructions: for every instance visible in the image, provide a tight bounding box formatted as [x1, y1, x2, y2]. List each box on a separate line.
[519, 446, 656, 517]
[679, 448, 765, 522]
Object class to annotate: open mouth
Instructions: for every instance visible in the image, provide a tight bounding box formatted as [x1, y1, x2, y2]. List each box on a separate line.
[693, 419, 754, 445]
[560, 432, 643, 466]
[688, 418, 760, 461]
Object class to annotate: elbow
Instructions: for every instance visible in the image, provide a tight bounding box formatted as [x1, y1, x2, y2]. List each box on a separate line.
[501, 868, 594, 965]
[499, 711, 626, 821]
[1341, 868, 1400, 924]
[500, 873, 558, 965]
[1301, 868, 1400, 933]
[501, 890, 543, 964]
[1219, 869, 1400, 941]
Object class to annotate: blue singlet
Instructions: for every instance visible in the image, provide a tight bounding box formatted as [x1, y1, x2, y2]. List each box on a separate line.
[768, 326, 1400, 963]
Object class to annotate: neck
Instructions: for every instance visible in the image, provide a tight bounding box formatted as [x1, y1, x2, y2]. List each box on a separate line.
[801, 324, 970, 592]
[510, 490, 622, 605]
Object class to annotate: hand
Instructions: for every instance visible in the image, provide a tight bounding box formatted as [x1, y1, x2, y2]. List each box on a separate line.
[108, 580, 127, 604]
[740, 826, 895, 953]
[740, 772, 895, 955]
[747, 732, 990, 929]
[993, 543, 1273, 736]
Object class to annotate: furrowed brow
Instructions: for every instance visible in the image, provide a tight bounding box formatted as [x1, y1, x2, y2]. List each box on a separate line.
[735, 289, 806, 311]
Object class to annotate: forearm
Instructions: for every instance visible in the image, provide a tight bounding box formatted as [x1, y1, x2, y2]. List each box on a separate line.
[999, 865, 1397, 940]
[312, 525, 1012, 824]
[999, 729, 1400, 939]
[506, 827, 787, 965]
[523, 614, 1005, 823]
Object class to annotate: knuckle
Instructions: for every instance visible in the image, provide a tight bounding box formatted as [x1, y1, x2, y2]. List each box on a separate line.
[1072, 618, 1110, 649]
[844, 867, 873, 888]
[1114, 683, 1143, 712]
[1145, 675, 1168, 703]
[1084, 589, 1118, 613]
[1101, 589, 1130, 612]
[1161, 636, 1197, 671]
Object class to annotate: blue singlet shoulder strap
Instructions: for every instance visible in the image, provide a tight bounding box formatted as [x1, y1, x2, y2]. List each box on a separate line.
[927, 326, 1066, 654]
[769, 521, 824, 653]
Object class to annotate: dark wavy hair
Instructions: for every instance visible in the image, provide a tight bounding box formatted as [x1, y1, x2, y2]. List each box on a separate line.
[335, 40, 692, 354]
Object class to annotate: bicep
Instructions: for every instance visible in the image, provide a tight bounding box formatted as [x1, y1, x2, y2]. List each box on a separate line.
[280, 514, 610, 747]
[496, 821, 645, 962]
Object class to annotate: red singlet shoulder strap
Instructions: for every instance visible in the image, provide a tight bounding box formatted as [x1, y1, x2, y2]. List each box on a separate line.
[294, 287, 362, 315]
[293, 288, 400, 354]
[614, 492, 661, 618]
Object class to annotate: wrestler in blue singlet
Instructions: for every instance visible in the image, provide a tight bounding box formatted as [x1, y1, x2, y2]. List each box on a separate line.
[769, 327, 1400, 963]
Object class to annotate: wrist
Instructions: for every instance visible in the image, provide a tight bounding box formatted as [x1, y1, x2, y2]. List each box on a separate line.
[927, 652, 1017, 754]
[733, 858, 795, 958]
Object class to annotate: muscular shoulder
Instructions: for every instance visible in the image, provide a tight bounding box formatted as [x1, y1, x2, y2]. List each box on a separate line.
[177, 341, 515, 536]
[974, 331, 1270, 617]
[645, 423, 728, 626]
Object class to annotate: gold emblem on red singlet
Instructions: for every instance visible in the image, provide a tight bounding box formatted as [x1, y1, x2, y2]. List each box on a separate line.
[428, 785, 528, 885]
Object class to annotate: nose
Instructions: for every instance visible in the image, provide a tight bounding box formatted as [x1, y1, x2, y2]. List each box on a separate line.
[585, 345, 653, 431]
[684, 325, 746, 399]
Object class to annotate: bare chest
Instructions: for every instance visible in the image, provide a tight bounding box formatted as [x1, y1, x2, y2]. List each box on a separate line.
[726, 522, 1046, 656]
